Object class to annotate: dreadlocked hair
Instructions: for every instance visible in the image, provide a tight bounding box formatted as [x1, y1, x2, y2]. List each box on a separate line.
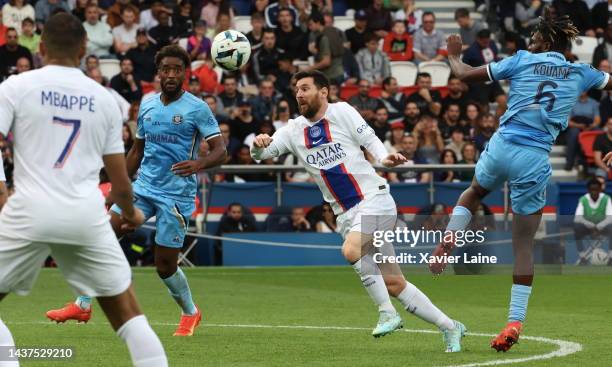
[534, 6, 579, 52]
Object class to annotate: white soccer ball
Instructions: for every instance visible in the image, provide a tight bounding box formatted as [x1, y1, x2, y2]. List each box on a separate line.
[211, 30, 251, 71]
[589, 247, 609, 266]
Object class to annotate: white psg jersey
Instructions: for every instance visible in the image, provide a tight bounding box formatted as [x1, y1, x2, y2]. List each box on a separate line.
[0, 65, 124, 244]
[252, 102, 389, 214]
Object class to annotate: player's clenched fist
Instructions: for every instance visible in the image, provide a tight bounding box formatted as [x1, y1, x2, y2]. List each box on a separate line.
[446, 34, 463, 57]
[253, 134, 273, 148]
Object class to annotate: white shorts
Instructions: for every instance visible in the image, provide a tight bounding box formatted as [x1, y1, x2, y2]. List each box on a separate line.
[0, 229, 131, 297]
[336, 193, 397, 239]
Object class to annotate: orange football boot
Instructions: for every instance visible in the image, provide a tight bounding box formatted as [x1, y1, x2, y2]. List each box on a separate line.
[491, 321, 523, 352]
[46, 303, 91, 324]
[173, 306, 202, 336]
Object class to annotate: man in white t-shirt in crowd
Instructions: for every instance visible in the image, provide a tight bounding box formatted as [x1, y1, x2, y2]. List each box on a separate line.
[112, 6, 139, 55]
[251, 70, 466, 352]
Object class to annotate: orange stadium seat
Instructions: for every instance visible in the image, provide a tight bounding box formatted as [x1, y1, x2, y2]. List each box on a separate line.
[578, 130, 604, 165]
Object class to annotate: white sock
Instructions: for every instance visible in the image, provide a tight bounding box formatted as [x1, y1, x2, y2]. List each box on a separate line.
[396, 282, 455, 331]
[352, 256, 396, 314]
[74, 296, 92, 311]
[117, 315, 167, 367]
[0, 318, 18, 367]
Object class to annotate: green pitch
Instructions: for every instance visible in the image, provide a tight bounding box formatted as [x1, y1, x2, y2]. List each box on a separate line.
[2, 266, 612, 366]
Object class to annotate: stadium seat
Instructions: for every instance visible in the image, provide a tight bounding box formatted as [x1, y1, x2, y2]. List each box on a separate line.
[578, 130, 605, 165]
[191, 60, 205, 70]
[99, 59, 120, 81]
[572, 36, 599, 63]
[333, 16, 354, 32]
[234, 16, 252, 34]
[178, 37, 188, 51]
[418, 61, 451, 87]
[390, 61, 418, 86]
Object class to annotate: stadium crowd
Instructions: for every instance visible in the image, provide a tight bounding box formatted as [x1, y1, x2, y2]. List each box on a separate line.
[1, 1, 612, 222]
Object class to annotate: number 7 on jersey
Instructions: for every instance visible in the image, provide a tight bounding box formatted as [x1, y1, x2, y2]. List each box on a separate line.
[52, 117, 81, 169]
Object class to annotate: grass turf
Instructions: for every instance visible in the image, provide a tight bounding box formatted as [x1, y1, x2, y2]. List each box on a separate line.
[2, 266, 611, 366]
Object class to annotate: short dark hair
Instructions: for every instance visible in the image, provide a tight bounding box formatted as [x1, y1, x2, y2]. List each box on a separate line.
[422, 11, 435, 20]
[263, 28, 276, 36]
[42, 13, 86, 59]
[309, 12, 324, 25]
[454, 8, 469, 20]
[251, 12, 264, 21]
[294, 70, 330, 90]
[6, 27, 17, 34]
[417, 72, 431, 80]
[222, 75, 237, 83]
[154, 44, 191, 69]
[382, 76, 396, 88]
[477, 29, 491, 39]
[278, 7, 293, 18]
[588, 178, 602, 189]
[365, 32, 379, 43]
[21, 17, 34, 26]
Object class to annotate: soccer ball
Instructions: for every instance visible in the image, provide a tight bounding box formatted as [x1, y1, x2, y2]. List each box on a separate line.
[211, 30, 251, 71]
[589, 247, 609, 266]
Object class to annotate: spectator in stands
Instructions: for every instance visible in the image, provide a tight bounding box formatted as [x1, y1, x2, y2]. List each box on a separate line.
[187, 20, 212, 61]
[515, 0, 544, 37]
[503, 31, 528, 55]
[371, 106, 390, 142]
[345, 9, 368, 55]
[591, 0, 611, 37]
[315, 203, 337, 233]
[407, 72, 442, 116]
[264, 0, 298, 29]
[355, 33, 390, 85]
[203, 94, 230, 123]
[593, 117, 612, 176]
[464, 102, 480, 135]
[110, 58, 142, 103]
[589, 58, 609, 102]
[201, 0, 234, 34]
[188, 75, 202, 98]
[413, 115, 444, 163]
[15, 55, 29, 73]
[34, 0, 69, 27]
[365, 0, 392, 38]
[294, 0, 332, 27]
[250, 78, 280, 122]
[71, 0, 88, 22]
[380, 76, 407, 123]
[306, 12, 344, 84]
[149, 10, 177, 50]
[217, 121, 239, 161]
[454, 7, 486, 50]
[252, 29, 283, 82]
[328, 81, 341, 102]
[394, 0, 423, 35]
[112, 6, 138, 55]
[88, 67, 131, 122]
[342, 47, 361, 85]
[458, 142, 477, 181]
[383, 20, 413, 61]
[218, 203, 257, 234]
[83, 5, 113, 58]
[84, 54, 99, 73]
[413, 11, 446, 63]
[434, 149, 459, 182]
[272, 99, 291, 130]
[445, 127, 466, 160]
[275, 52, 297, 99]
[402, 101, 420, 132]
[106, 0, 138, 29]
[553, 0, 595, 36]
[348, 79, 380, 122]
[246, 12, 265, 52]
[231, 100, 261, 143]
[384, 122, 406, 153]
[440, 103, 463, 141]
[389, 134, 430, 183]
[0, 27, 31, 79]
[139, 0, 163, 31]
[122, 122, 133, 152]
[219, 75, 244, 117]
[275, 7, 307, 60]
[174, 0, 194, 39]
[573, 178, 612, 265]
[228, 145, 273, 181]
[126, 28, 156, 82]
[441, 76, 468, 116]
[593, 23, 612, 68]
[566, 91, 601, 170]
[473, 113, 496, 153]
[17, 18, 39, 55]
[2, 0, 34, 34]
[291, 208, 311, 232]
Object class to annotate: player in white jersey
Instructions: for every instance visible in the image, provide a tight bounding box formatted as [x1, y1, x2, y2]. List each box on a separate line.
[251, 71, 466, 352]
[0, 14, 167, 367]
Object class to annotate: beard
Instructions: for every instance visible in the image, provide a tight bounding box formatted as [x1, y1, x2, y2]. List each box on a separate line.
[299, 99, 320, 119]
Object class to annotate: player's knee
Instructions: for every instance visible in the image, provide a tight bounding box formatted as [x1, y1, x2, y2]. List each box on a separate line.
[155, 259, 177, 279]
[341, 242, 361, 263]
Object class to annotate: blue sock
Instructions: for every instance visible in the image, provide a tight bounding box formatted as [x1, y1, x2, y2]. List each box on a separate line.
[508, 284, 532, 322]
[75, 296, 92, 310]
[446, 206, 472, 231]
[162, 268, 197, 315]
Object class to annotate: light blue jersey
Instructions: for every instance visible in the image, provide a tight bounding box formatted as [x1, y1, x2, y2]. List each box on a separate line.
[487, 50, 609, 151]
[134, 92, 220, 201]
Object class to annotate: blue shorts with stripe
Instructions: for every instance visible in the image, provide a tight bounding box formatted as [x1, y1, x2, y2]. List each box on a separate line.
[110, 190, 195, 248]
[475, 133, 551, 215]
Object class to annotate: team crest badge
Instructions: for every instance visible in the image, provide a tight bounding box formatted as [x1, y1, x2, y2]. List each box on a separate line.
[310, 125, 321, 138]
[172, 114, 183, 125]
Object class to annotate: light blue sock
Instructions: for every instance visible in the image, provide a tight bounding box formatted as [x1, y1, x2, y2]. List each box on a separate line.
[446, 206, 472, 231]
[162, 268, 197, 315]
[75, 296, 92, 310]
[508, 284, 532, 322]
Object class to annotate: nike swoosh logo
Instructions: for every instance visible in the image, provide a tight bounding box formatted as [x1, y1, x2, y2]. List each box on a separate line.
[313, 138, 323, 144]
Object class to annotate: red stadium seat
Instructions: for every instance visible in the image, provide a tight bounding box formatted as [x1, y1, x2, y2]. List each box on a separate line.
[578, 130, 605, 165]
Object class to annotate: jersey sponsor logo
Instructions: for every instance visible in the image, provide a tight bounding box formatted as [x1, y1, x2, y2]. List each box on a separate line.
[172, 114, 183, 124]
[305, 142, 347, 168]
[145, 133, 179, 144]
[533, 63, 571, 79]
[356, 123, 371, 134]
[41, 90, 95, 112]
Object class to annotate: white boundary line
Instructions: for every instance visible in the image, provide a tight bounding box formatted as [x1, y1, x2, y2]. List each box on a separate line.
[6, 321, 582, 367]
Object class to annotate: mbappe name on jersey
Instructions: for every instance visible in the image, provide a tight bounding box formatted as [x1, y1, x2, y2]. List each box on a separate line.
[41, 90, 95, 112]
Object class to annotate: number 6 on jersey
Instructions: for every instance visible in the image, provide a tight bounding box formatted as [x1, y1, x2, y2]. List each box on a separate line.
[52, 116, 81, 168]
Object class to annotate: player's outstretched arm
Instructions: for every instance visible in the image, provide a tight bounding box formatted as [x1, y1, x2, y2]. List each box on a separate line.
[251, 128, 291, 160]
[447, 34, 490, 83]
[172, 135, 227, 176]
[126, 138, 145, 178]
[103, 153, 145, 228]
